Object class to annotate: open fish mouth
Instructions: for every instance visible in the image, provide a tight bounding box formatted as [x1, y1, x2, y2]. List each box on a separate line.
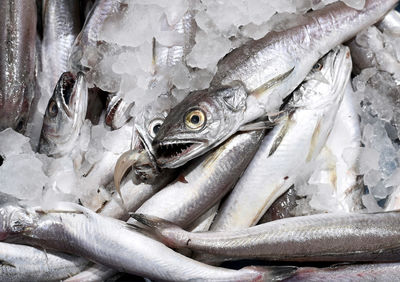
[155, 140, 203, 167]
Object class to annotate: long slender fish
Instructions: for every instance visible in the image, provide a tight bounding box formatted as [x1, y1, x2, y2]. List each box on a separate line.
[208, 45, 351, 231]
[133, 210, 400, 262]
[153, 0, 398, 168]
[39, 72, 88, 158]
[284, 263, 400, 281]
[133, 130, 265, 228]
[0, 202, 295, 281]
[0, 0, 37, 133]
[0, 242, 88, 282]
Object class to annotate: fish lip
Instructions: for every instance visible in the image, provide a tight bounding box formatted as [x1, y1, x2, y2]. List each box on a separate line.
[154, 139, 206, 168]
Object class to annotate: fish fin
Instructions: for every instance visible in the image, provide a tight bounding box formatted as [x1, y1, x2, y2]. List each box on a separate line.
[219, 81, 248, 112]
[0, 259, 16, 268]
[239, 121, 273, 132]
[129, 213, 187, 248]
[242, 266, 298, 281]
[252, 67, 295, 97]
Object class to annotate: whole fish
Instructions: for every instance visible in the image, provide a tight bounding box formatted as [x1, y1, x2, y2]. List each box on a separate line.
[152, 0, 397, 168]
[39, 72, 88, 158]
[0, 242, 87, 281]
[133, 130, 265, 228]
[209, 45, 351, 231]
[133, 210, 400, 262]
[284, 263, 400, 282]
[0, 202, 296, 281]
[0, 0, 37, 133]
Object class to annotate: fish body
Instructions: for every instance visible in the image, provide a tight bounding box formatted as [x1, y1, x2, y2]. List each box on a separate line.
[153, 0, 397, 168]
[41, 0, 81, 89]
[0, 202, 295, 281]
[134, 211, 400, 262]
[209, 45, 352, 231]
[0, 0, 37, 133]
[135, 130, 265, 228]
[284, 263, 400, 282]
[0, 242, 87, 282]
[39, 72, 88, 158]
[304, 82, 362, 213]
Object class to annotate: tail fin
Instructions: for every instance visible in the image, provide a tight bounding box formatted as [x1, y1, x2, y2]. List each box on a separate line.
[130, 213, 188, 248]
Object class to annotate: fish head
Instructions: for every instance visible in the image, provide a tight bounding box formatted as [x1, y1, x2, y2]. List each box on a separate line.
[39, 72, 88, 157]
[0, 203, 34, 240]
[290, 45, 352, 109]
[105, 96, 134, 130]
[152, 82, 247, 168]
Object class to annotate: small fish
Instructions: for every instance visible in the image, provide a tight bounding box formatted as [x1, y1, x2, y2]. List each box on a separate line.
[284, 263, 400, 281]
[0, 242, 88, 282]
[133, 129, 265, 228]
[153, 0, 398, 168]
[0, 202, 296, 281]
[39, 72, 88, 158]
[0, 0, 37, 133]
[132, 210, 400, 262]
[209, 45, 352, 231]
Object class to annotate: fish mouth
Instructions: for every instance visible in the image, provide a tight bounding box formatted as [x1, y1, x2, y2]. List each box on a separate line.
[154, 140, 204, 168]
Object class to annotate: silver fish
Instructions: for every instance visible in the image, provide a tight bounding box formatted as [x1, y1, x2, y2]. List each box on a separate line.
[133, 210, 400, 262]
[41, 0, 81, 90]
[377, 9, 400, 35]
[209, 45, 351, 231]
[0, 242, 87, 282]
[133, 130, 265, 228]
[39, 72, 88, 157]
[0, 0, 37, 133]
[0, 202, 296, 281]
[153, 0, 397, 168]
[284, 263, 400, 281]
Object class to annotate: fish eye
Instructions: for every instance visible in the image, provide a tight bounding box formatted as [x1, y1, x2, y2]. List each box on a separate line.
[47, 100, 58, 118]
[184, 109, 205, 130]
[313, 62, 323, 71]
[149, 119, 164, 138]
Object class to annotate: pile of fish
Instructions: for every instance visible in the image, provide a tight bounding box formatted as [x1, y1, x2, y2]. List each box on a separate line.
[1, 0, 400, 281]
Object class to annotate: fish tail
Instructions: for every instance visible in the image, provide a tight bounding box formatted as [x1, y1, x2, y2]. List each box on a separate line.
[129, 213, 188, 248]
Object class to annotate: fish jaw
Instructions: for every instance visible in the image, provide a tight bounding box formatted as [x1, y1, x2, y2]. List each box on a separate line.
[153, 86, 247, 168]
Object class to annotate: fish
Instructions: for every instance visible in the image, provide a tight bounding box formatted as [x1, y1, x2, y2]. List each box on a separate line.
[133, 210, 400, 262]
[69, 0, 123, 73]
[152, 0, 398, 168]
[207, 45, 352, 231]
[0, 201, 296, 281]
[41, 0, 81, 91]
[39, 72, 88, 158]
[132, 129, 265, 228]
[304, 82, 363, 213]
[0, 0, 37, 133]
[284, 263, 400, 281]
[0, 242, 88, 282]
